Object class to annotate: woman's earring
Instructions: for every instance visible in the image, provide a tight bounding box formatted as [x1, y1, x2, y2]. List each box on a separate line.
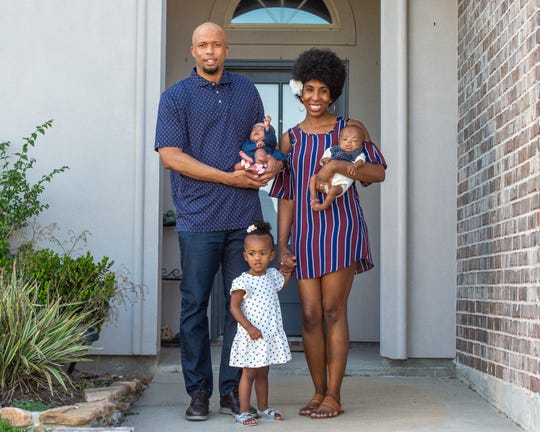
[298, 105, 305, 112]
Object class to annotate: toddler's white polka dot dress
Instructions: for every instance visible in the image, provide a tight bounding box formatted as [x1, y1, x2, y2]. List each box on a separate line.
[229, 268, 292, 368]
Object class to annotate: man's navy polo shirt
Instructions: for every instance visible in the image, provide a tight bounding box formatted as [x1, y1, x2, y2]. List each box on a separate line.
[155, 69, 265, 232]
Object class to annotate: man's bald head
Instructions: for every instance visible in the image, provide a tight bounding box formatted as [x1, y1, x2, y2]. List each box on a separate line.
[190, 22, 229, 82]
[192, 22, 227, 46]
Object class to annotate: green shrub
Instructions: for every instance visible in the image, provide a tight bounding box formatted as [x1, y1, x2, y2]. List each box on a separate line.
[0, 270, 92, 406]
[15, 247, 117, 332]
[1, 227, 144, 335]
[0, 121, 68, 261]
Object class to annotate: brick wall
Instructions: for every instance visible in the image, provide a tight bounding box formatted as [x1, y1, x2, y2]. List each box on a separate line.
[456, 0, 539, 393]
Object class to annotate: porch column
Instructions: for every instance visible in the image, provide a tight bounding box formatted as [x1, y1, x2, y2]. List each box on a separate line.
[131, 0, 166, 355]
[380, 0, 408, 359]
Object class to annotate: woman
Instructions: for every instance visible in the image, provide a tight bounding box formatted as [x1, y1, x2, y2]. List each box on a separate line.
[270, 48, 386, 419]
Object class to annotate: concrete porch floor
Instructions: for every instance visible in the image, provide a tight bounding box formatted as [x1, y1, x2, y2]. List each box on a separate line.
[122, 344, 523, 431]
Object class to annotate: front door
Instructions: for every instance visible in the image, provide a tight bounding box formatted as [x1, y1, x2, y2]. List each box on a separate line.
[210, 61, 348, 337]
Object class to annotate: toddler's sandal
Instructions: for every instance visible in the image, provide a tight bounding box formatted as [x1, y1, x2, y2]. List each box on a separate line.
[256, 407, 283, 421]
[235, 411, 257, 426]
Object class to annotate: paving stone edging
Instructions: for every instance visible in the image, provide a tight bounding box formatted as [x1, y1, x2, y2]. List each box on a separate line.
[0, 379, 145, 431]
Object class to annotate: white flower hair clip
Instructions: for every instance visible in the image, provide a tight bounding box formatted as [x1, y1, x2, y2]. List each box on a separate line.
[289, 79, 303, 97]
[247, 224, 257, 233]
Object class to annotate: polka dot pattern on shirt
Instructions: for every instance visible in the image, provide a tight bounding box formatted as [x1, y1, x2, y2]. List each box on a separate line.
[229, 268, 292, 368]
[154, 69, 265, 231]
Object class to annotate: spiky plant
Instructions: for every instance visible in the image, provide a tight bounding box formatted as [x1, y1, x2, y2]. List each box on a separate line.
[0, 269, 93, 405]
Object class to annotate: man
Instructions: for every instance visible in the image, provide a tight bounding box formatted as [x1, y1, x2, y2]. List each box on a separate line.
[154, 22, 283, 421]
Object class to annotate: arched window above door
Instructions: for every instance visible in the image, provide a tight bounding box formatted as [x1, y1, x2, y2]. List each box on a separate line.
[231, 0, 332, 25]
[210, 0, 355, 45]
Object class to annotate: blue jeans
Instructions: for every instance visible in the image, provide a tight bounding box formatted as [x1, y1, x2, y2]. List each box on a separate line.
[178, 229, 248, 397]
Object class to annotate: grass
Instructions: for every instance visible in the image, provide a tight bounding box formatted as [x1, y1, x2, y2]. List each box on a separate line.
[0, 419, 25, 432]
[10, 399, 52, 412]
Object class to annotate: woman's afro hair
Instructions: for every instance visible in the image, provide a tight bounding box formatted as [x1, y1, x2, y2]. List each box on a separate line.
[291, 48, 346, 103]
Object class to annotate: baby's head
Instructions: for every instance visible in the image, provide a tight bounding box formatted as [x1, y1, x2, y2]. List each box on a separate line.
[250, 122, 266, 142]
[338, 125, 365, 152]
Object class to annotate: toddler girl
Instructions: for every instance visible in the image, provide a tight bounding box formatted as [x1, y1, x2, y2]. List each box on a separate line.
[229, 220, 294, 426]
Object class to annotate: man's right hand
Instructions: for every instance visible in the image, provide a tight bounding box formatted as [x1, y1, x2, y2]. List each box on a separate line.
[227, 168, 267, 189]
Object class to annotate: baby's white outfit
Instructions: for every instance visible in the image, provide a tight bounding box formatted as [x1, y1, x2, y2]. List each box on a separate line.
[321, 147, 367, 196]
[229, 268, 291, 368]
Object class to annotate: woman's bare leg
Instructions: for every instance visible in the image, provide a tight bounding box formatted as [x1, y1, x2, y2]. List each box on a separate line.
[312, 265, 355, 418]
[297, 278, 327, 413]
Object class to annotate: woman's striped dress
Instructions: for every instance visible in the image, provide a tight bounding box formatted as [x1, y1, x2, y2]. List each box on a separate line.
[269, 116, 387, 280]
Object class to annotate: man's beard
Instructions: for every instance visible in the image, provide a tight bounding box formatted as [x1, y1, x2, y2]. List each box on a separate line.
[202, 65, 219, 75]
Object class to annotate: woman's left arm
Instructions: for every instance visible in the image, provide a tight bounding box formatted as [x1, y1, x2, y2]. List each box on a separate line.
[328, 160, 385, 183]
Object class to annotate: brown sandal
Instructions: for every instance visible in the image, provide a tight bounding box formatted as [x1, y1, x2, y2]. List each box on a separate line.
[299, 393, 324, 416]
[310, 394, 344, 419]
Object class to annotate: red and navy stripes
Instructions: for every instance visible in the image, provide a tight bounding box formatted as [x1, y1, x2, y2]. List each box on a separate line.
[269, 116, 386, 280]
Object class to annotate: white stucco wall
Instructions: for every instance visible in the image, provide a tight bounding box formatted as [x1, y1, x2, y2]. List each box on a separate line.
[0, 0, 164, 355]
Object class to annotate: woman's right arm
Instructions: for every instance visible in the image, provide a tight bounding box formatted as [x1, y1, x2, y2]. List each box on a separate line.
[277, 198, 294, 255]
[277, 198, 296, 273]
[274, 132, 296, 270]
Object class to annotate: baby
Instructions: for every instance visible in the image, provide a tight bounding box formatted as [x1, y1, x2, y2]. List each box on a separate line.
[235, 115, 286, 175]
[309, 124, 366, 211]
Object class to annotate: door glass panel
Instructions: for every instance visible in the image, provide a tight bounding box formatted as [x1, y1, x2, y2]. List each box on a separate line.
[281, 83, 306, 131]
[254, 82, 306, 336]
[255, 83, 280, 241]
[255, 83, 305, 241]
[255, 83, 279, 133]
[232, 0, 332, 25]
